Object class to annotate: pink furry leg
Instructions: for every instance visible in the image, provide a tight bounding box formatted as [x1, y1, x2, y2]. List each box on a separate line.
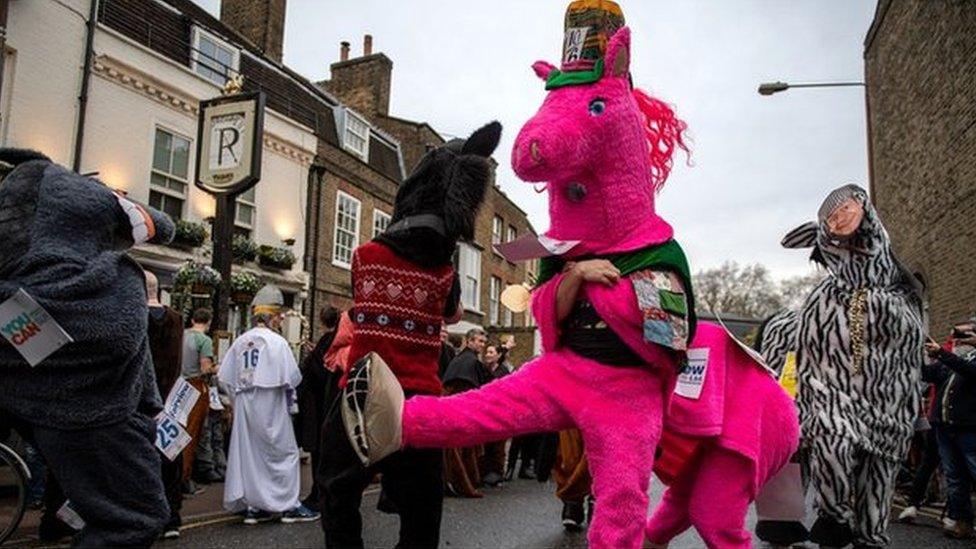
[402, 356, 574, 449]
[687, 447, 754, 549]
[576, 369, 665, 549]
[644, 455, 697, 545]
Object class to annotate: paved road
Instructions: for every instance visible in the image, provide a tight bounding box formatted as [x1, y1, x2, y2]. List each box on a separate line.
[163, 478, 972, 548]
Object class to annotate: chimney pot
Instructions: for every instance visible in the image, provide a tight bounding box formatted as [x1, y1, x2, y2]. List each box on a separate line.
[364, 34, 373, 56]
[340, 41, 350, 61]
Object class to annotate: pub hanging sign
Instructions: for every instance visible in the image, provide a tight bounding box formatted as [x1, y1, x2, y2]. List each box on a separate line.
[195, 91, 265, 195]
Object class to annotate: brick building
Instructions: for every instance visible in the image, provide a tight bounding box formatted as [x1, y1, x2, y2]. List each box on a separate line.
[320, 38, 539, 364]
[864, 0, 976, 333]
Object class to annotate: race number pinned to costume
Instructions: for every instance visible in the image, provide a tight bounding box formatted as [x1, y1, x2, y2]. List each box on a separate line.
[56, 500, 86, 530]
[0, 289, 73, 367]
[155, 413, 192, 461]
[675, 348, 709, 399]
[162, 377, 201, 427]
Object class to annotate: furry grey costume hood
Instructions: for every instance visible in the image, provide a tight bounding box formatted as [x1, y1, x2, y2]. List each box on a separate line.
[0, 149, 175, 429]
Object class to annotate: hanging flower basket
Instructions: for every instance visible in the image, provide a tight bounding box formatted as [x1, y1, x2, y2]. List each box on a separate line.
[232, 235, 258, 264]
[230, 272, 261, 304]
[170, 220, 208, 249]
[174, 262, 222, 295]
[257, 245, 296, 270]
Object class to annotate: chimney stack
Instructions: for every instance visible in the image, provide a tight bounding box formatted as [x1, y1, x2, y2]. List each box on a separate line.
[220, 0, 287, 63]
[364, 34, 373, 56]
[340, 41, 350, 61]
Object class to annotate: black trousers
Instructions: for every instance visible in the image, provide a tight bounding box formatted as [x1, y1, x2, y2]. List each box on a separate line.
[318, 402, 444, 549]
[162, 453, 184, 529]
[907, 428, 941, 507]
[31, 412, 169, 547]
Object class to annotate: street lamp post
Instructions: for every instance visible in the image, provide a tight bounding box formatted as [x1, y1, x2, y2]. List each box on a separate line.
[757, 78, 873, 194]
[758, 81, 865, 96]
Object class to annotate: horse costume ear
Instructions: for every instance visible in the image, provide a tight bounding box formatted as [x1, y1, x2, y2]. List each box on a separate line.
[604, 26, 631, 78]
[532, 61, 557, 82]
[781, 221, 819, 249]
[461, 121, 502, 158]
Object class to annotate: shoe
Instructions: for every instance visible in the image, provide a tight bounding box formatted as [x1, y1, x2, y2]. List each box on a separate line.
[944, 519, 973, 539]
[181, 480, 204, 496]
[341, 352, 404, 466]
[754, 519, 809, 545]
[518, 465, 535, 479]
[897, 505, 918, 523]
[943, 517, 957, 529]
[300, 497, 320, 514]
[483, 472, 503, 487]
[242, 508, 274, 525]
[38, 517, 79, 542]
[562, 501, 585, 532]
[281, 504, 321, 524]
[162, 528, 180, 539]
[808, 515, 854, 548]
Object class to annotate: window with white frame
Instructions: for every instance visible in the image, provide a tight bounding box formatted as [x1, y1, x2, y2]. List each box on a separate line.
[507, 225, 517, 243]
[149, 127, 191, 221]
[191, 27, 239, 87]
[503, 298, 513, 327]
[492, 216, 503, 248]
[235, 186, 256, 239]
[333, 191, 361, 268]
[343, 109, 370, 160]
[373, 210, 391, 238]
[457, 243, 482, 312]
[489, 276, 502, 326]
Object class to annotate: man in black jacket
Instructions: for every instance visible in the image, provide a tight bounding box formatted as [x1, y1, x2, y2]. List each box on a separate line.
[923, 320, 976, 539]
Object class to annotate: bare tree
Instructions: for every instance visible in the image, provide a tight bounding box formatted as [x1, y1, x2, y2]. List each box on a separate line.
[778, 271, 825, 310]
[693, 261, 784, 318]
[693, 262, 825, 319]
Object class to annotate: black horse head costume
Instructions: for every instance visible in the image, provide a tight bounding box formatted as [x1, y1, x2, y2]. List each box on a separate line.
[376, 121, 502, 267]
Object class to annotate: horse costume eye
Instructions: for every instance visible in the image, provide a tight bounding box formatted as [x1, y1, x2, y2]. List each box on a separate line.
[588, 99, 606, 116]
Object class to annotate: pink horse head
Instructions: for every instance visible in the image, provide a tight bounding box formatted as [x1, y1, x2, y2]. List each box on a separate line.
[512, 27, 688, 256]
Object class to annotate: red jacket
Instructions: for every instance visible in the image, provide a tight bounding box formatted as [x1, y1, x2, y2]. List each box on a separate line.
[347, 241, 455, 395]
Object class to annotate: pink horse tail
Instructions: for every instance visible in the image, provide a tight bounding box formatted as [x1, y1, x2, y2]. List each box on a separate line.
[633, 88, 689, 192]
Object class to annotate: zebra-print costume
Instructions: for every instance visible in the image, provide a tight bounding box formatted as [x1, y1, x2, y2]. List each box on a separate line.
[755, 309, 799, 376]
[784, 184, 925, 547]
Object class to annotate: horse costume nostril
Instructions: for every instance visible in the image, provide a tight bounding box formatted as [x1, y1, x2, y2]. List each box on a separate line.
[530, 141, 542, 162]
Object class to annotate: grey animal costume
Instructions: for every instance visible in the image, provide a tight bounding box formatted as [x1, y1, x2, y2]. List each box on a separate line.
[0, 150, 174, 545]
[784, 184, 925, 548]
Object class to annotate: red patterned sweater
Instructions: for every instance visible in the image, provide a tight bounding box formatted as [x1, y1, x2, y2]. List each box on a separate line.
[347, 241, 455, 395]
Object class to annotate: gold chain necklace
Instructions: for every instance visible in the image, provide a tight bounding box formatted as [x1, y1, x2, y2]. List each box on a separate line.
[848, 288, 868, 375]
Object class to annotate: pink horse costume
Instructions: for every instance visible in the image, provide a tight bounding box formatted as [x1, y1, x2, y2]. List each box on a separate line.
[341, 3, 797, 548]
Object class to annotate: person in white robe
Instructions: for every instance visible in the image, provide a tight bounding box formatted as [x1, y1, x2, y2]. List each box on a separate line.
[219, 308, 319, 524]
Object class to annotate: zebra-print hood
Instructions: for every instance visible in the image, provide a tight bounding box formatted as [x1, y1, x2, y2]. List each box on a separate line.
[782, 184, 920, 296]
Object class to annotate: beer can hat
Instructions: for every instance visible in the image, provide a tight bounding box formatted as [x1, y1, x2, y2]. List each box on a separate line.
[251, 283, 284, 316]
[546, 0, 625, 89]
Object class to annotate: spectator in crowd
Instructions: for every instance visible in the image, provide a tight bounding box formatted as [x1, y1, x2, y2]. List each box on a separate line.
[219, 306, 318, 524]
[480, 344, 510, 487]
[438, 327, 457, 380]
[295, 306, 341, 512]
[181, 308, 215, 495]
[442, 329, 490, 497]
[923, 319, 976, 539]
[145, 271, 186, 539]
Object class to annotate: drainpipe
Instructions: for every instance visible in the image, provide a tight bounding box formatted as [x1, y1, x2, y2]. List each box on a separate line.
[72, 0, 98, 172]
[0, 0, 9, 123]
[304, 163, 325, 338]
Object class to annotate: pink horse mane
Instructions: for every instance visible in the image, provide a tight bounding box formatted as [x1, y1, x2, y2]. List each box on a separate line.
[633, 88, 689, 193]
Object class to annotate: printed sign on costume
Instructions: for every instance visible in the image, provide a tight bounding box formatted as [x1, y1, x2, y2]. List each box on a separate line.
[675, 348, 709, 399]
[161, 377, 201, 427]
[0, 289, 73, 367]
[155, 413, 193, 462]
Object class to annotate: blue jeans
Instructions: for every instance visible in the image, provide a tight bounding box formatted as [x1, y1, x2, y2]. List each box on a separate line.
[936, 426, 976, 521]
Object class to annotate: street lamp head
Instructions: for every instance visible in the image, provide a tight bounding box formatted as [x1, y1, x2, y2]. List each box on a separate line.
[758, 81, 790, 96]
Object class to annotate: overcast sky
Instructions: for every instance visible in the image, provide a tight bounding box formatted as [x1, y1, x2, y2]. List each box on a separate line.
[197, 0, 876, 280]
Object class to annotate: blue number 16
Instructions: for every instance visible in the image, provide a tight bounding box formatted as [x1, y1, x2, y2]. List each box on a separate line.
[243, 348, 260, 369]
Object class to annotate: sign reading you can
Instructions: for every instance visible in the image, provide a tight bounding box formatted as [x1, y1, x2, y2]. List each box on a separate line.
[195, 91, 265, 196]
